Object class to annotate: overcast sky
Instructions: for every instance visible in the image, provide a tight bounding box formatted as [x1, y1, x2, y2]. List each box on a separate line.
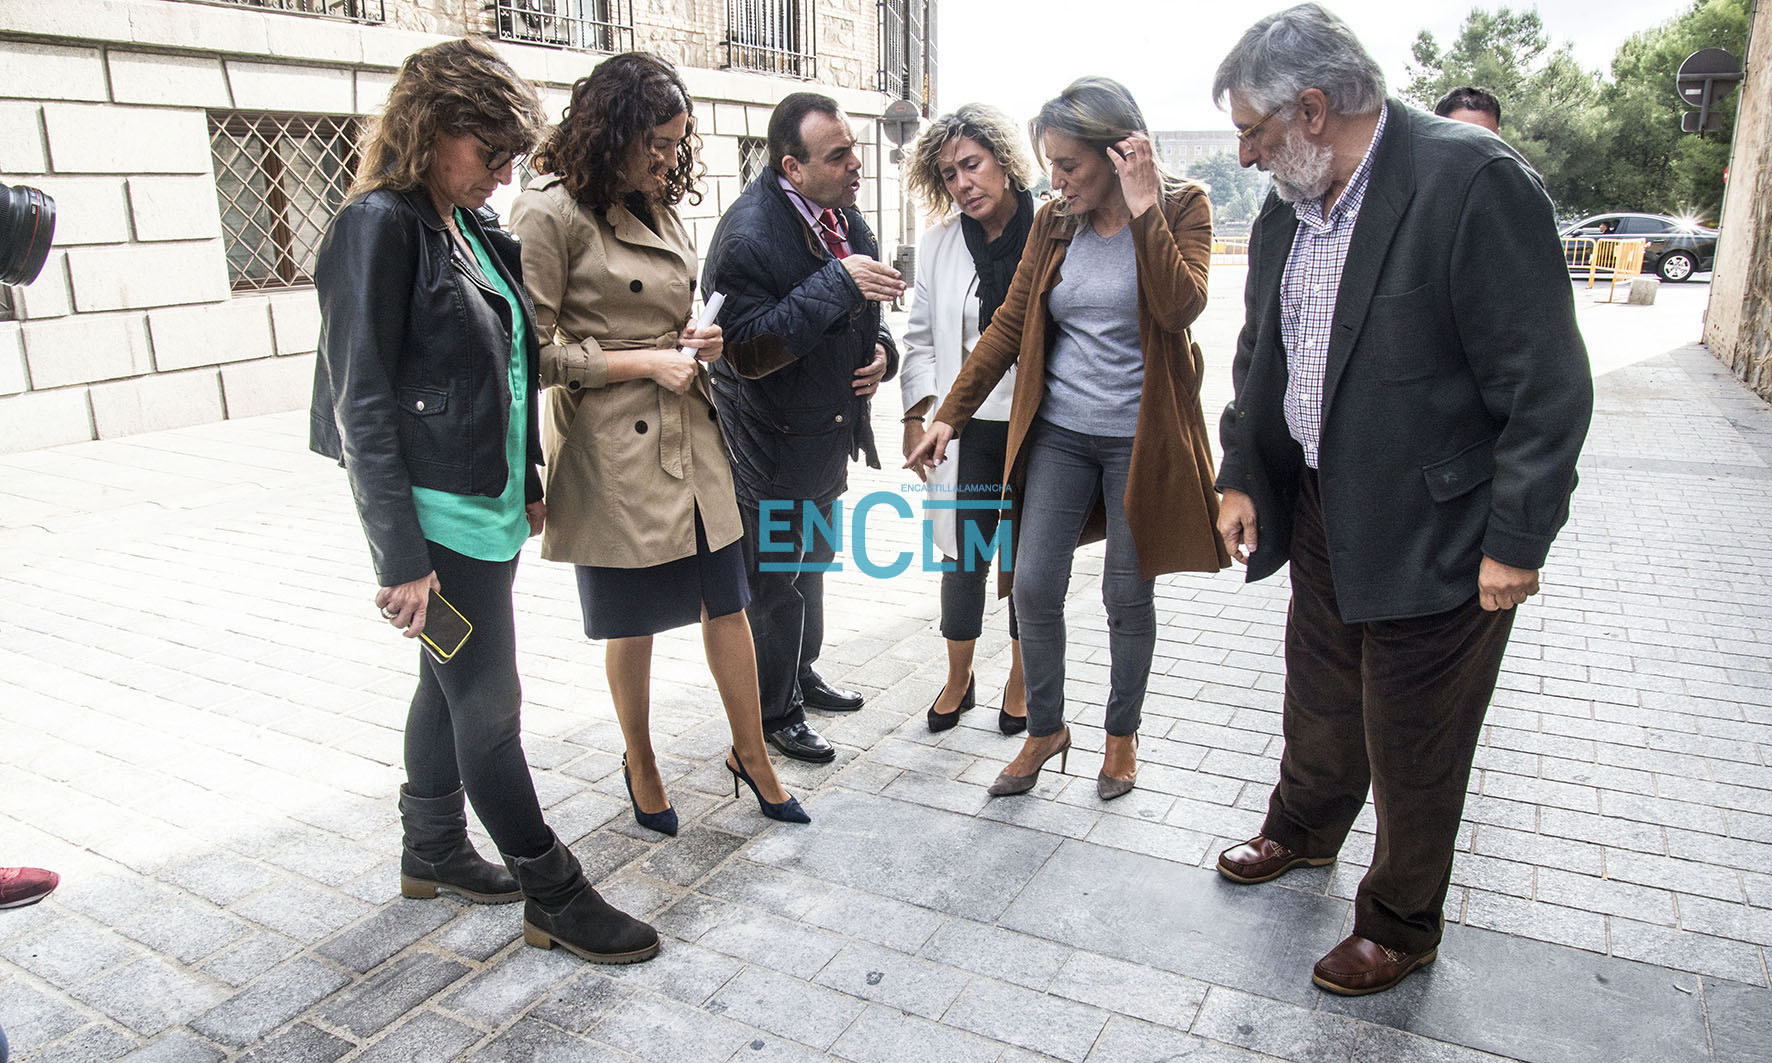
[937, 1, 1700, 135]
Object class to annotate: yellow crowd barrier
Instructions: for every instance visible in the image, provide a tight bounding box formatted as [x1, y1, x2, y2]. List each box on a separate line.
[1562, 236, 1648, 297]
[1211, 237, 1250, 259]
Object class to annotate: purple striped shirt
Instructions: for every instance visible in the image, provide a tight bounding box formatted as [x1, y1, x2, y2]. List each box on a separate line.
[1280, 104, 1388, 468]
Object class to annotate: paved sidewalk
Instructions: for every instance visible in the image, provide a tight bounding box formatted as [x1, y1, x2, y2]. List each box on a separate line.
[2, 268, 1769, 1062]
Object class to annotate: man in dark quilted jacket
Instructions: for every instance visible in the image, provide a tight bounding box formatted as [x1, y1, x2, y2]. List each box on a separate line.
[703, 91, 903, 764]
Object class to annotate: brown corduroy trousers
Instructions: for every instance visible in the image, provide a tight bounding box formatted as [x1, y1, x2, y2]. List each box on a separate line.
[1262, 471, 1516, 954]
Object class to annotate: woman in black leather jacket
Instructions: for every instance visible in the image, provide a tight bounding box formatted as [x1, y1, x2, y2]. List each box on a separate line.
[309, 38, 657, 965]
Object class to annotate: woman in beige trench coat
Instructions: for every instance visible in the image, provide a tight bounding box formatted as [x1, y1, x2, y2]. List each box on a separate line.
[511, 53, 806, 833]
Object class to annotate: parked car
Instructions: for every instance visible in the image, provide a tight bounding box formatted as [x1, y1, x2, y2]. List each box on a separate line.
[1559, 213, 1718, 282]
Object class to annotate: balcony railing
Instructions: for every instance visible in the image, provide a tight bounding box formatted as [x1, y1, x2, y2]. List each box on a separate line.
[726, 0, 816, 79]
[170, 0, 386, 21]
[486, 0, 634, 53]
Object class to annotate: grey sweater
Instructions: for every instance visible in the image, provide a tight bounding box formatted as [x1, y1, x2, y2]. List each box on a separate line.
[1040, 220, 1142, 436]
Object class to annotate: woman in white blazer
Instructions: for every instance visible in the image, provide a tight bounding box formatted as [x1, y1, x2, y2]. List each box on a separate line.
[900, 104, 1038, 735]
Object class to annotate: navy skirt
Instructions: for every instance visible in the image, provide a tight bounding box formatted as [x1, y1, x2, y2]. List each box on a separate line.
[575, 508, 750, 639]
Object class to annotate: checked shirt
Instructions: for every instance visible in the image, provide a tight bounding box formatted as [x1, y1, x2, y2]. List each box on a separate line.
[1280, 104, 1388, 469]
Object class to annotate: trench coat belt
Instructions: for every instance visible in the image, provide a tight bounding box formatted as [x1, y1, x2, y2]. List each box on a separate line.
[604, 330, 691, 481]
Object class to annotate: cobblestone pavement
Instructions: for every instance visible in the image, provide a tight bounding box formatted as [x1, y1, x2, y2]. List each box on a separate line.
[2, 268, 1770, 1062]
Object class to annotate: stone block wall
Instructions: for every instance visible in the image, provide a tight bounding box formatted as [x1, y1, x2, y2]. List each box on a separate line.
[1703, 0, 1772, 401]
[0, 0, 912, 452]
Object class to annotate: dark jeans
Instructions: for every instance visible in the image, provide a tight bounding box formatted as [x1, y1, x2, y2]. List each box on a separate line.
[404, 540, 551, 859]
[1011, 420, 1153, 739]
[1263, 471, 1514, 954]
[737, 496, 835, 731]
[941, 417, 1017, 643]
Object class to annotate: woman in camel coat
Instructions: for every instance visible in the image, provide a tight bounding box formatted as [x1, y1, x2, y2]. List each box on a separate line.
[909, 77, 1230, 801]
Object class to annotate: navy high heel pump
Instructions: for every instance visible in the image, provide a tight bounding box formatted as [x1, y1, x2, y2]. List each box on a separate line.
[726, 748, 810, 824]
[623, 756, 678, 837]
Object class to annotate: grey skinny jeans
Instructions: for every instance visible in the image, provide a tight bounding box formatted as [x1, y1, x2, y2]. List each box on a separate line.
[1010, 419, 1155, 738]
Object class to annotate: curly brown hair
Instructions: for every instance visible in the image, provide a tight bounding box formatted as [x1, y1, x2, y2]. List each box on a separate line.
[531, 52, 704, 211]
[906, 103, 1037, 219]
[349, 38, 545, 199]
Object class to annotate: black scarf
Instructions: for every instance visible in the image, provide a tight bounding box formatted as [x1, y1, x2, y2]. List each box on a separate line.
[960, 188, 1035, 331]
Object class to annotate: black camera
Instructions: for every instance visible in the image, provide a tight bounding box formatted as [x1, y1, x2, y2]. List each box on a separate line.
[1, 181, 57, 286]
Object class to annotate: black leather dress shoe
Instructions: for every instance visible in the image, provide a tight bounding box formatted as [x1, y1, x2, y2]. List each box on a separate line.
[766, 721, 836, 763]
[800, 673, 864, 712]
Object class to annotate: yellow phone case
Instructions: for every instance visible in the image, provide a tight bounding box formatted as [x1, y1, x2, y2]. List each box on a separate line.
[418, 589, 473, 664]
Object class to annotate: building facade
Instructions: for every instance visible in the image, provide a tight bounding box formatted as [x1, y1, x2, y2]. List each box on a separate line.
[1151, 129, 1239, 174]
[1704, 0, 1771, 401]
[0, 0, 935, 452]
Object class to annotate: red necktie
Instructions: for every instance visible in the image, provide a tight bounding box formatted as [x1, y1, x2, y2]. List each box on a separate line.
[818, 209, 849, 259]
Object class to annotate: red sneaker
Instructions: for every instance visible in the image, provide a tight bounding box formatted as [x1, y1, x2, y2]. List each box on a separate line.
[0, 866, 60, 908]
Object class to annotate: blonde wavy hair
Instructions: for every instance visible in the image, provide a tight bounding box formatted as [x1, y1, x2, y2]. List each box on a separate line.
[1029, 76, 1191, 215]
[349, 38, 547, 199]
[906, 104, 1036, 219]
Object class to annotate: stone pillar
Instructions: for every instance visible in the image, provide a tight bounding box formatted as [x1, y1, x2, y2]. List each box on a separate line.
[1703, 0, 1772, 400]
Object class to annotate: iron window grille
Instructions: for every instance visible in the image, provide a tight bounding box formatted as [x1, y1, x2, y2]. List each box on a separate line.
[487, 0, 632, 53]
[878, 0, 934, 110]
[725, 0, 816, 79]
[209, 112, 359, 292]
[168, 0, 385, 21]
[738, 136, 769, 185]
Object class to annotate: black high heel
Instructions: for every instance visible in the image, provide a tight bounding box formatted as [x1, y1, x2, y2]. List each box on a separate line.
[726, 747, 810, 824]
[926, 673, 977, 733]
[623, 756, 678, 837]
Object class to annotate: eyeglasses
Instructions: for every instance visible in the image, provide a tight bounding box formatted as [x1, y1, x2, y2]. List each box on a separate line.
[1235, 103, 1286, 144]
[470, 131, 523, 173]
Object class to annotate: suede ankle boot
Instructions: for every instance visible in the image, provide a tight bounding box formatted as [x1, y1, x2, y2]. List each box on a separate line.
[398, 785, 522, 903]
[509, 833, 659, 964]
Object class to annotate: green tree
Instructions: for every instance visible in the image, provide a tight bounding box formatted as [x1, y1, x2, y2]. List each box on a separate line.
[1404, 7, 1605, 215]
[1592, 0, 1749, 222]
[1185, 151, 1268, 229]
[1407, 1, 1751, 220]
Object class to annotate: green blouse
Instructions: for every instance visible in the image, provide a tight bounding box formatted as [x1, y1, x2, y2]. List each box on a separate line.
[409, 210, 530, 561]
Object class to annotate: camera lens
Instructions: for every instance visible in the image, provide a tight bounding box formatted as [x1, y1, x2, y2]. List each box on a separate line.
[1, 182, 57, 287]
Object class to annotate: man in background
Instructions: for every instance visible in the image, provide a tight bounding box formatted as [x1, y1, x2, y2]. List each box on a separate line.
[1434, 85, 1503, 133]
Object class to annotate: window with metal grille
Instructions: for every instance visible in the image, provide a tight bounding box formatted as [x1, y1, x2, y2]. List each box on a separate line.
[172, 0, 386, 21]
[487, 0, 632, 52]
[879, 0, 934, 110]
[726, 0, 816, 79]
[738, 136, 769, 185]
[209, 113, 359, 292]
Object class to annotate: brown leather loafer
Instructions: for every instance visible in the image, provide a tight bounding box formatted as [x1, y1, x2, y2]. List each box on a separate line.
[1216, 834, 1334, 884]
[1312, 934, 1437, 995]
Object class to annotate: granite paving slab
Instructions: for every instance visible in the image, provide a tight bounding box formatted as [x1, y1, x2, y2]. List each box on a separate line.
[740, 788, 1062, 922]
[4, 280, 1771, 1062]
[998, 838, 1347, 1006]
